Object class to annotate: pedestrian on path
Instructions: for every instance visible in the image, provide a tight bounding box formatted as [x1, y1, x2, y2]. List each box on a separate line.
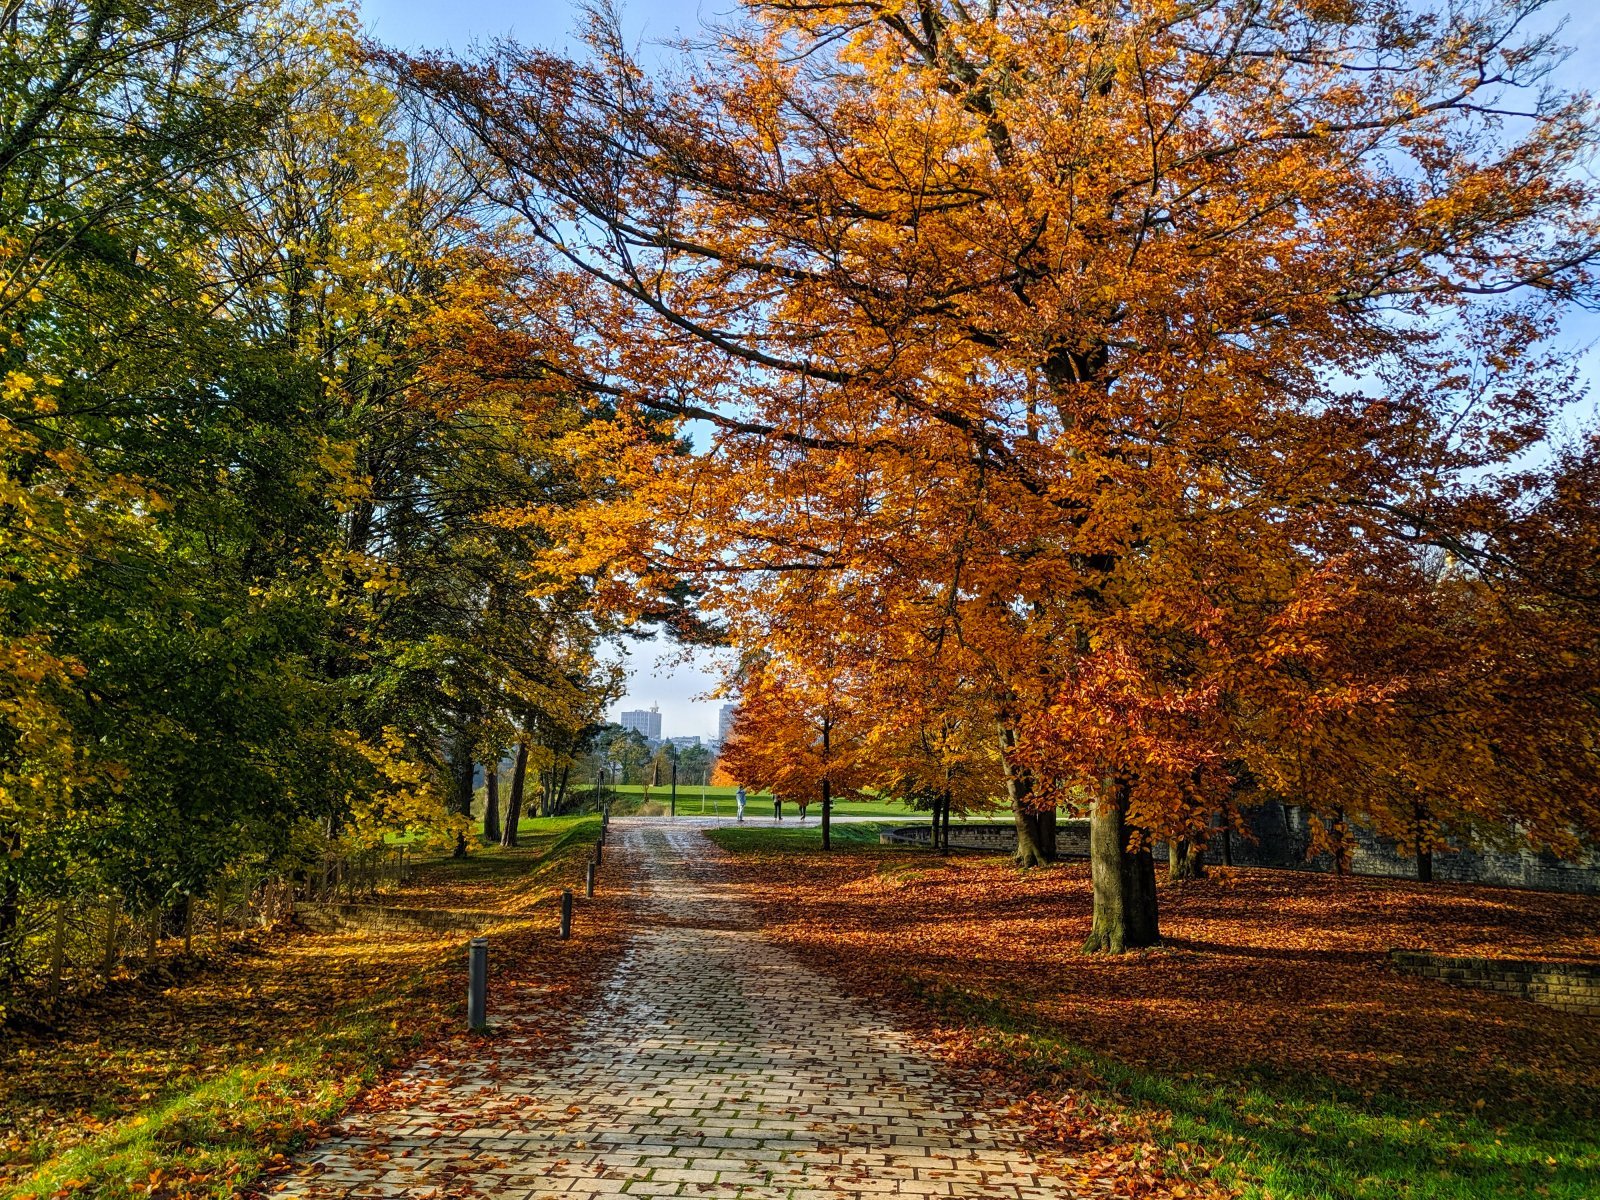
[773, 794, 783, 821]
[735, 784, 747, 822]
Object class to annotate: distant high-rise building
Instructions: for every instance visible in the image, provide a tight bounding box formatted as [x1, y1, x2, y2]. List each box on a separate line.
[620, 705, 662, 741]
[667, 735, 701, 750]
[718, 702, 738, 744]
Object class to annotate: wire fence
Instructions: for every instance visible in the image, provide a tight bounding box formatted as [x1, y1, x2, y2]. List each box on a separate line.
[1, 846, 418, 1019]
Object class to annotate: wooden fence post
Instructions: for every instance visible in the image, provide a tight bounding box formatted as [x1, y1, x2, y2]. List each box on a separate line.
[586, 861, 596, 898]
[559, 890, 573, 939]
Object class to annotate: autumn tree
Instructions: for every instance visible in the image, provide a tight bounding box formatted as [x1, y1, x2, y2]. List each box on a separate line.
[0, 0, 623, 1000]
[403, 0, 1600, 952]
[719, 653, 871, 850]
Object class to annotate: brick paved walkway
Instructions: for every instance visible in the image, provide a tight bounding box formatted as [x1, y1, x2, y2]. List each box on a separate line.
[264, 822, 1077, 1199]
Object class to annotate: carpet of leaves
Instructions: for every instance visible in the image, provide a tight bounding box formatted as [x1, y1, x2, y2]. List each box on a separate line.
[0, 825, 633, 1200]
[710, 840, 1600, 1198]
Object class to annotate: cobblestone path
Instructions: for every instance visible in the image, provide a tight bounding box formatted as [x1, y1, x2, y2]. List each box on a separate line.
[264, 823, 1077, 1199]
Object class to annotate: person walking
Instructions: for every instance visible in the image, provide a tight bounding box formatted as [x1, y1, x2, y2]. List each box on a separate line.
[735, 784, 747, 822]
[773, 793, 783, 821]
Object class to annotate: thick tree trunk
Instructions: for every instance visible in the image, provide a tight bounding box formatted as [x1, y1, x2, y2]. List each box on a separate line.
[1418, 848, 1433, 883]
[1013, 809, 1052, 867]
[450, 739, 474, 858]
[1083, 779, 1160, 953]
[501, 740, 529, 848]
[483, 758, 501, 844]
[555, 765, 569, 814]
[998, 723, 1051, 867]
[1168, 838, 1206, 880]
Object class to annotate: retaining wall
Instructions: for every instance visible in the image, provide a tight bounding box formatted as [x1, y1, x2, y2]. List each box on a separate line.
[1390, 950, 1600, 1017]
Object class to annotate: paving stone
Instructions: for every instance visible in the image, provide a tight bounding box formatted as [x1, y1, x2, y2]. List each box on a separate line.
[262, 823, 1080, 1199]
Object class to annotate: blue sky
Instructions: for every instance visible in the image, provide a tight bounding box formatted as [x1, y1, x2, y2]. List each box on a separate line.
[363, 0, 1600, 741]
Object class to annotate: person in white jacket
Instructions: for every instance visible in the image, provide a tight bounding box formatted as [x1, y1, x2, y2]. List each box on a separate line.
[735, 784, 747, 822]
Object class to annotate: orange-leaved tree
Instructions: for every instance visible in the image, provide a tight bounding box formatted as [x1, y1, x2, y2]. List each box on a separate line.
[398, 0, 1600, 950]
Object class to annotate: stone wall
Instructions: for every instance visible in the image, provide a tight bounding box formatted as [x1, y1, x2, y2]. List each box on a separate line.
[881, 820, 1091, 855]
[878, 803, 1600, 896]
[1390, 950, 1600, 1017]
[1226, 801, 1600, 895]
[296, 902, 503, 935]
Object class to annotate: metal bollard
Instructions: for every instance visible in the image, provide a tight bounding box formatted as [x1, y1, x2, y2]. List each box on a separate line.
[593, 841, 603, 866]
[559, 889, 573, 939]
[586, 861, 596, 898]
[467, 937, 488, 1031]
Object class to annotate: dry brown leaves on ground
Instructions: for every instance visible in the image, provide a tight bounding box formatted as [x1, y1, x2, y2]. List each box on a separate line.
[0, 830, 635, 1200]
[709, 841, 1600, 1194]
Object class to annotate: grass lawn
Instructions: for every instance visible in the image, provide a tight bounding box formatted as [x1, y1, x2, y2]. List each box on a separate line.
[602, 783, 1010, 822]
[706, 822, 890, 852]
[706, 827, 1600, 1200]
[0, 817, 621, 1200]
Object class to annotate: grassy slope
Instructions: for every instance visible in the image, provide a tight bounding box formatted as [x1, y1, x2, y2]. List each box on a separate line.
[708, 827, 1600, 1200]
[1, 817, 608, 1200]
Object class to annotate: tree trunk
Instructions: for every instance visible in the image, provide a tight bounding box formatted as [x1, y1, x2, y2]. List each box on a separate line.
[1083, 779, 1160, 953]
[555, 765, 570, 814]
[1414, 801, 1432, 882]
[942, 794, 951, 853]
[501, 740, 529, 847]
[999, 724, 1051, 867]
[1013, 809, 1052, 867]
[821, 778, 832, 851]
[0, 825, 21, 982]
[1168, 838, 1206, 880]
[450, 736, 474, 858]
[483, 758, 501, 844]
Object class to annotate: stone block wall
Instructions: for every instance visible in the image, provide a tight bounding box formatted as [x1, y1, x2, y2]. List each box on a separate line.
[879, 804, 1600, 897]
[1228, 802, 1600, 895]
[880, 820, 1092, 855]
[1390, 950, 1600, 1017]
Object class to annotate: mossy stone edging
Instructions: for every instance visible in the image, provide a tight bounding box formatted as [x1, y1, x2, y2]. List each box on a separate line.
[1390, 949, 1600, 1016]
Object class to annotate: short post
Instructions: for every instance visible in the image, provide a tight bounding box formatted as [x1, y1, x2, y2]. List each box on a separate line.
[593, 840, 603, 866]
[559, 889, 573, 939]
[467, 937, 488, 1031]
[585, 861, 596, 898]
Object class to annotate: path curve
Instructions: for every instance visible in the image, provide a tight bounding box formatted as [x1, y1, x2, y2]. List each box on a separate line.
[264, 822, 1076, 1199]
